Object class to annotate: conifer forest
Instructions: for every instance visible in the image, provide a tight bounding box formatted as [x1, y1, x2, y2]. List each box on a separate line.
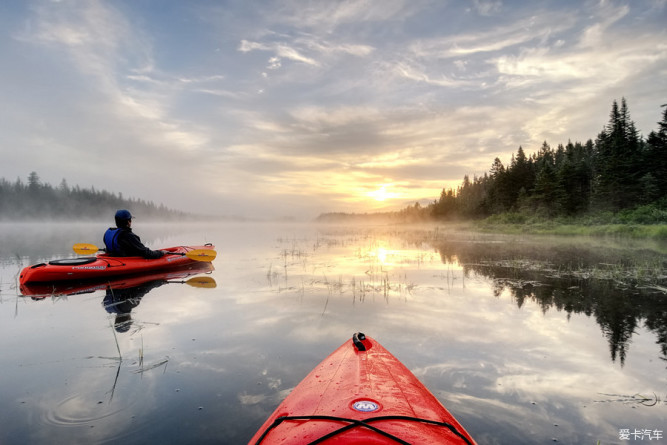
[430, 99, 667, 222]
[0, 173, 186, 221]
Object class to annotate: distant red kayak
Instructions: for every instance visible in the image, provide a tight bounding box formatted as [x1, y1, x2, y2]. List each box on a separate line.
[19, 244, 215, 284]
[249, 333, 476, 444]
[20, 260, 214, 298]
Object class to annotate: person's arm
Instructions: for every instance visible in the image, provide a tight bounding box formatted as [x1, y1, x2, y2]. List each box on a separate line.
[120, 231, 165, 259]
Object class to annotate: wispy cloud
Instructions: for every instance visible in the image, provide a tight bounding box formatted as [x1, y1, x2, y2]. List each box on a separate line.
[470, 0, 503, 16]
[272, 0, 417, 31]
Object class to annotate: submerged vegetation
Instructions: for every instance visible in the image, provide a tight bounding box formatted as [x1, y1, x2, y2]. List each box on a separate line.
[318, 99, 667, 236]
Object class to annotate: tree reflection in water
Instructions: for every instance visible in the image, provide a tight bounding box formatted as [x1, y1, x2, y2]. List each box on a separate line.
[429, 236, 667, 366]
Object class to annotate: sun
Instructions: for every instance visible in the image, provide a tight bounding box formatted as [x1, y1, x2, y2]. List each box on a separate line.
[368, 186, 388, 201]
[367, 185, 398, 202]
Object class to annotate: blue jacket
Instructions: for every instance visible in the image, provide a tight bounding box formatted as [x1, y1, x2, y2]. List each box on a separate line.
[103, 227, 122, 255]
[103, 227, 164, 259]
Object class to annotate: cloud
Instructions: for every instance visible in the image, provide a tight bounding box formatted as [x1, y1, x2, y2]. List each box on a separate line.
[13, 2, 213, 169]
[21, 1, 147, 79]
[408, 13, 568, 60]
[392, 61, 476, 88]
[239, 39, 321, 71]
[577, 2, 629, 48]
[272, 0, 418, 31]
[470, 0, 503, 16]
[239, 37, 375, 73]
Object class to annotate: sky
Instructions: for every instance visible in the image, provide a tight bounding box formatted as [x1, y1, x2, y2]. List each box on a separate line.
[1, 0, 666, 220]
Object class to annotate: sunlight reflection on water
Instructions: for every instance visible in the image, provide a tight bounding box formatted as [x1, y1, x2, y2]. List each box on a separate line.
[0, 222, 665, 444]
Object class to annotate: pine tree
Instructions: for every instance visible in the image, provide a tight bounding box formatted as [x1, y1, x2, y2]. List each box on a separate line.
[506, 146, 535, 209]
[28, 171, 40, 191]
[593, 98, 643, 210]
[529, 143, 565, 215]
[645, 105, 667, 200]
[489, 157, 512, 212]
[434, 188, 457, 218]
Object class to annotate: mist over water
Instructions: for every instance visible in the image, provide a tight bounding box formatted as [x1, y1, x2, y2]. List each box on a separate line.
[1, 222, 665, 444]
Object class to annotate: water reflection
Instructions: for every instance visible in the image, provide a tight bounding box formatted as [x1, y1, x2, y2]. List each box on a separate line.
[21, 262, 215, 333]
[271, 226, 667, 370]
[428, 236, 667, 366]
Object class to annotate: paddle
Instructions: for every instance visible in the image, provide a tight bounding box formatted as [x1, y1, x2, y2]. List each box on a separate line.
[72, 243, 217, 262]
[169, 276, 217, 288]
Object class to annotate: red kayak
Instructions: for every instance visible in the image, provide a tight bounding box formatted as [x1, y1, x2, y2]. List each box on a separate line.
[19, 244, 215, 284]
[20, 261, 214, 298]
[249, 333, 476, 444]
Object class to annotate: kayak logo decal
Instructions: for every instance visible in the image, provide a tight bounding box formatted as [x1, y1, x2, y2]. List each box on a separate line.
[72, 265, 107, 270]
[352, 400, 380, 412]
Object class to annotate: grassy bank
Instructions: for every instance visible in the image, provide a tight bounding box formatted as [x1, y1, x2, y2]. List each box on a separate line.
[473, 205, 667, 239]
[476, 220, 667, 239]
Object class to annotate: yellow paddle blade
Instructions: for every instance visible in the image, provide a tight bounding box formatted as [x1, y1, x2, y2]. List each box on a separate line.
[185, 276, 217, 288]
[184, 249, 217, 262]
[73, 243, 101, 255]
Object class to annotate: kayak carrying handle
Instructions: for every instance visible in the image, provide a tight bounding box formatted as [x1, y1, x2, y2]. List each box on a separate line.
[254, 415, 475, 445]
[353, 332, 366, 351]
[252, 414, 409, 445]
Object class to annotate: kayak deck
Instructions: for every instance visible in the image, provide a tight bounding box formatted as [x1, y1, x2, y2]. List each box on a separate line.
[249, 333, 476, 444]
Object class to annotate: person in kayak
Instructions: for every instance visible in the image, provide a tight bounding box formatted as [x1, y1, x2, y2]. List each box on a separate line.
[103, 209, 166, 258]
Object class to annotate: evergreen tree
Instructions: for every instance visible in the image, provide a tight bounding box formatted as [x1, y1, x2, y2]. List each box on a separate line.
[506, 146, 535, 209]
[28, 171, 40, 191]
[593, 98, 643, 210]
[555, 141, 592, 214]
[645, 105, 667, 199]
[488, 157, 513, 212]
[58, 178, 70, 193]
[434, 188, 457, 218]
[533, 159, 565, 216]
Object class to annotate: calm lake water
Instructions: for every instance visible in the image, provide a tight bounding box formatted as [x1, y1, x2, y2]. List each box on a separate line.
[1, 222, 665, 444]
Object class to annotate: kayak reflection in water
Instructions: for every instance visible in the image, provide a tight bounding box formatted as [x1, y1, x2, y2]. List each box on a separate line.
[103, 209, 166, 259]
[103, 279, 167, 333]
[100, 268, 216, 333]
[21, 263, 216, 332]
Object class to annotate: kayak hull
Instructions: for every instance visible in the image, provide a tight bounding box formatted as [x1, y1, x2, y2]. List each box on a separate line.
[19, 244, 215, 284]
[249, 333, 476, 444]
[20, 261, 214, 298]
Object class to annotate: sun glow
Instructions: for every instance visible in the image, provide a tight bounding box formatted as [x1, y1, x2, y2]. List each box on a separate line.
[367, 185, 399, 202]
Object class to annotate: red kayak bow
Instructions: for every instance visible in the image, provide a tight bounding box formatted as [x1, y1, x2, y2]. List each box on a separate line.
[249, 333, 476, 444]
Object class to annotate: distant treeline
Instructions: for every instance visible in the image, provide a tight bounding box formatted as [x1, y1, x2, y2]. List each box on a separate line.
[0, 172, 188, 221]
[318, 98, 667, 224]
